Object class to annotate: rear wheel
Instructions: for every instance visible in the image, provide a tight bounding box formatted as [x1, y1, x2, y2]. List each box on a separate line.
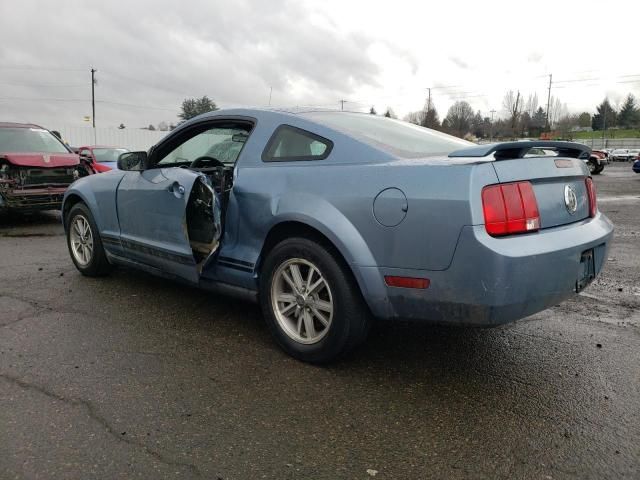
[259, 237, 370, 363]
[587, 159, 599, 174]
[65, 203, 112, 276]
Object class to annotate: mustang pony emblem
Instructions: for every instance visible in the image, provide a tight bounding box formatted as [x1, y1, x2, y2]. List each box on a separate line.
[564, 184, 578, 214]
[43, 154, 51, 163]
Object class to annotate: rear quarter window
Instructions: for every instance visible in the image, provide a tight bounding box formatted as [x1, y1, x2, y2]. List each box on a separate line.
[262, 125, 333, 162]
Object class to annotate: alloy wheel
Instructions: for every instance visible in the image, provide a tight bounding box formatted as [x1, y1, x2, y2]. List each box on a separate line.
[271, 258, 334, 344]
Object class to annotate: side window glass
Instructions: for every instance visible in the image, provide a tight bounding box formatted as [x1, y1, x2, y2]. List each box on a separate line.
[157, 126, 250, 166]
[263, 125, 332, 162]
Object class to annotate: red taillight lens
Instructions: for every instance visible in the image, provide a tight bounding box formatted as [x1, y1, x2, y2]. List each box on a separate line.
[585, 177, 597, 217]
[482, 181, 540, 236]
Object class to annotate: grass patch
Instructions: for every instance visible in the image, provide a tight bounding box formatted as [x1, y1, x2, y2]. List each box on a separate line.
[571, 129, 640, 139]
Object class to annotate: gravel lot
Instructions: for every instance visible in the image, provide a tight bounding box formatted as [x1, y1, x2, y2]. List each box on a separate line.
[1, 163, 639, 479]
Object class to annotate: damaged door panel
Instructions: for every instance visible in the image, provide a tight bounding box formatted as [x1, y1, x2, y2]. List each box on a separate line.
[186, 175, 221, 272]
[116, 168, 223, 284]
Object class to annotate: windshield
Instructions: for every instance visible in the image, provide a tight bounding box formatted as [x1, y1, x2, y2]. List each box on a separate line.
[93, 148, 128, 163]
[302, 112, 472, 158]
[0, 127, 70, 154]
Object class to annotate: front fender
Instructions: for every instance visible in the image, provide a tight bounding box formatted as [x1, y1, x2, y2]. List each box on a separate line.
[62, 171, 126, 238]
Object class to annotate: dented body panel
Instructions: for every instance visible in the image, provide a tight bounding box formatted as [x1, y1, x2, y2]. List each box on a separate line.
[62, 108, 614, 326]
[0, 124, 94, 212]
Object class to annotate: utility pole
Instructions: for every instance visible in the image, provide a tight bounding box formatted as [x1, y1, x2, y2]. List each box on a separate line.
[91, 68, 96, 128]
[91, 68, 97, 144]
[268, 86, 272, 106]
[545, 73, 552, 131]
[340, 99, 346, 111]
[490, 109, 496, 140]
[602, 105, 607, 148]
[426, 87, 431, 113]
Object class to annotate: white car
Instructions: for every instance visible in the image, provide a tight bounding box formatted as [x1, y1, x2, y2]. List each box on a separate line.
[610, 149, 632, 161]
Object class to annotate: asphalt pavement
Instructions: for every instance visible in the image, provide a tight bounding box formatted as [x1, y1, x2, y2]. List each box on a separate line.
[1, 163, 639, 479]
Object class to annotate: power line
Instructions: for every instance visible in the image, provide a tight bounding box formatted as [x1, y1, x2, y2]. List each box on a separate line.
[0, 82, 85, 88]
[0, 65, 86, 72]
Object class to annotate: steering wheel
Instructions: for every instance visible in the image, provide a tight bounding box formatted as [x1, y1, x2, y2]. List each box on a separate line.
[190, 156, 225, 169]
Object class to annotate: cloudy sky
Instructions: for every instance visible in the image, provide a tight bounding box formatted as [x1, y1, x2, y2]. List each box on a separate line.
[1, 0, 639, 129]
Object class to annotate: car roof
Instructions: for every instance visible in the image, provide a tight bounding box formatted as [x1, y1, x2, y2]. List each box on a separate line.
[0, 121, 46, 129]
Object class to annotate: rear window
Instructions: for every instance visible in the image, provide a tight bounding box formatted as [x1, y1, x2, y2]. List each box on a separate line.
[263, 125, 332, 162]
[0, 127, 69, 154]
[302, 112, 472, 158]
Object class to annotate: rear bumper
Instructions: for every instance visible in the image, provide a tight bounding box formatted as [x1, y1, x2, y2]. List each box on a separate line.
[0, 186, 67, 211]
[356, 212, 614, 326]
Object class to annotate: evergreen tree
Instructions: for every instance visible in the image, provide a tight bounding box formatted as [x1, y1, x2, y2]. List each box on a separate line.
[592, 98, 617, 131]
[617, 94, 639, 128]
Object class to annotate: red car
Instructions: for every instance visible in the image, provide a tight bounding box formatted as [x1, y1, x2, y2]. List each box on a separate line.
[0, 122, 94, 213]
[77, 145, 129, 172]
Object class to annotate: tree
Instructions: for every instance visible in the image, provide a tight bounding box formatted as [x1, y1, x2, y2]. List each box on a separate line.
[471, 110, 484, 138]
[592, 98, 617, 131]
[118, 123, 125, 129]
[577, 112, 592, 128]
[369, 106, 377, 115]
[179, 96, 218, 120]
[524, 93, 539, 117]
[147, 124, 156, 131]
[502, 90, 522, 136]
[383, 107, 396, 119]
[421, 98, 441, 129]
[618, 94, 639, 129]
[442, 101, 474, 137]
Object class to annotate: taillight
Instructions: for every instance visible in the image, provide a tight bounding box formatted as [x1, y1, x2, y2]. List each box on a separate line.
[482, 181, 540, 236]
[585, 177, 597, 217]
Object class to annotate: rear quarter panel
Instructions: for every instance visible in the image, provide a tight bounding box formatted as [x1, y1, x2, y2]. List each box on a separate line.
[223, 112, 498, 273]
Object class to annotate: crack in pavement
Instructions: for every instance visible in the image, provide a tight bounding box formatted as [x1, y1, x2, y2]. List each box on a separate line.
[0, 373, 203, 477]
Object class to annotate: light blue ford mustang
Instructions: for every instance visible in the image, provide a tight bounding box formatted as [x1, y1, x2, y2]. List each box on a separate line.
[62, 108, 614, 362]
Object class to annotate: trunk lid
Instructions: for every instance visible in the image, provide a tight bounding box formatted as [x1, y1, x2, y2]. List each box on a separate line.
[1, 152, 80, 168]
[491, 156, 589, 229]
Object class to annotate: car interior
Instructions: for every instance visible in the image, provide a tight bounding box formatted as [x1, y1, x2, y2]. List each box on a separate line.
[153, 121, 252, 265]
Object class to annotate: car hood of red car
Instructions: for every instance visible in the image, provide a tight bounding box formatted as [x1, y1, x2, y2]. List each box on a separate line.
[0, 152, 80, 168]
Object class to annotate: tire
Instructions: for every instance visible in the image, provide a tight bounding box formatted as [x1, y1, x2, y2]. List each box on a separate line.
[65, 202, 112, 276]
[259, 237, 370, 363]
[594, 164, 604, 174]
[587, 160, 598, 174]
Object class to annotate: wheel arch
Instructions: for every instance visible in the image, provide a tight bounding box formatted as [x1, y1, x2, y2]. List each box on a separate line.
[256, 218, 379, 314]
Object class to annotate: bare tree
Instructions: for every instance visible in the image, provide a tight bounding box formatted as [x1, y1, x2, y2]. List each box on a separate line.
[502, 90, 522, 137]
[442, 101, 474, 137]
[525, 93, 539, 117]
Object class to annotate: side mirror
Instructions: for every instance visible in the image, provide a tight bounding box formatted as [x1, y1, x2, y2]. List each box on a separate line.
[117, 151, 147, 171]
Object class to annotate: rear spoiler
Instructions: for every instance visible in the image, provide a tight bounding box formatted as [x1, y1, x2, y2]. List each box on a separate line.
[449, 141, 591, 160]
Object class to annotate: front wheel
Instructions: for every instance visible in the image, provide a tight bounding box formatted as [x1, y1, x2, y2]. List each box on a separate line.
[65, 203, 112, 276]
[259, 238, 370, 363]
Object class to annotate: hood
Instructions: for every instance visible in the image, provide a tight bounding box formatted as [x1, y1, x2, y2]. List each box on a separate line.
[0, 152, 80, 168]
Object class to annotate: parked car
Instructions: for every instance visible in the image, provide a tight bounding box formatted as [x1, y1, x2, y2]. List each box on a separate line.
[627, 149, 640, 161]
[587, 149, 608, 174]
[1, 122, 94, 213]
[610, 148, 634, 161]
[78, 146, 130, 172]
[62, 109, 613, 363]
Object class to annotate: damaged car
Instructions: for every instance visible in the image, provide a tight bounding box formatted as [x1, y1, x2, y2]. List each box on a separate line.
[0, 122, 94, 213]
[62, 109, 613, 363]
